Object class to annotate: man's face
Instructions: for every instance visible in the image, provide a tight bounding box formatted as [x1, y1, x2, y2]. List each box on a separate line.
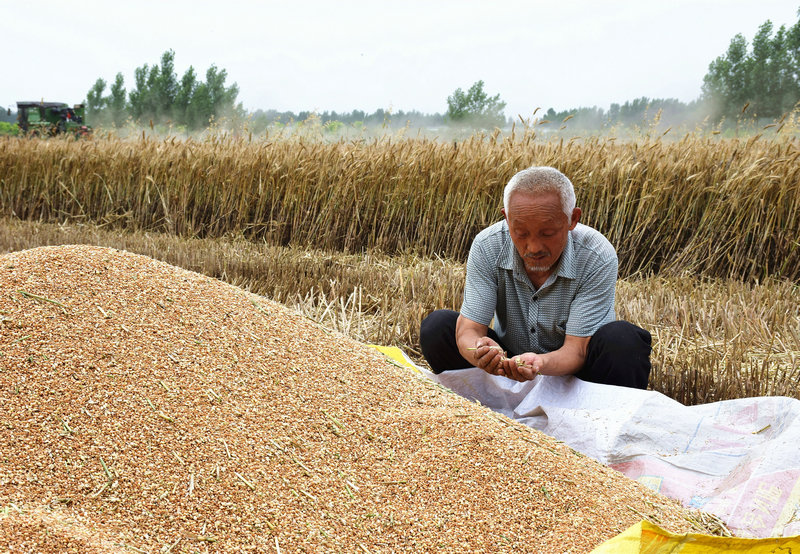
[502, 190, 580, 278]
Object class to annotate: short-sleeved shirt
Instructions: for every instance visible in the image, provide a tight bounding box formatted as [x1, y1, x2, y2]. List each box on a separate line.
[460, 220, 617, 356]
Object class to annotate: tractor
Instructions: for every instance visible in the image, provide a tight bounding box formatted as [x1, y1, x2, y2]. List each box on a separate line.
[16, 101, 92, 137]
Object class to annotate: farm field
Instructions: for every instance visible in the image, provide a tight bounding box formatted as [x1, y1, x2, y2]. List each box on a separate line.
[8, 2, 800, 547]
[1, 132, 798, 405]
[2, 131, 799, 549]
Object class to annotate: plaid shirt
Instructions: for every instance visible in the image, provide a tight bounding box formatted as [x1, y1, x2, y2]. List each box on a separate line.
[460, 221, 617, 356]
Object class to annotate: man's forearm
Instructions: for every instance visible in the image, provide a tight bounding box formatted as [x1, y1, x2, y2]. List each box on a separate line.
[537, 336, 590, 376]
[538, 351, 583, 376]
[455, 315, 484, 362]
[456, 327, 487, 366]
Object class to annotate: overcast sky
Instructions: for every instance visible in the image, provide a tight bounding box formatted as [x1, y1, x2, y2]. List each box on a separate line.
[4, 1, 799, 119]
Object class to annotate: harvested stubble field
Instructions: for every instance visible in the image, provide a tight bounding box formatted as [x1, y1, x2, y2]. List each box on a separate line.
[0, 245, 721, 553]
[3, 218, 798, 406]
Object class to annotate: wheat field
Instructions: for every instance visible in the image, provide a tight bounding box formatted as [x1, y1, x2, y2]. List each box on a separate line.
[1, 129, 798, 279]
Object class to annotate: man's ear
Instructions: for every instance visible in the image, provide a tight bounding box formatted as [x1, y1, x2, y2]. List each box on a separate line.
[569, 207, 581, 230]
[501, 207, 508, 222]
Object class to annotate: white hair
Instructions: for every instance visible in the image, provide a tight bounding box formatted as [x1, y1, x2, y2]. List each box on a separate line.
[503, 166, 576, 220]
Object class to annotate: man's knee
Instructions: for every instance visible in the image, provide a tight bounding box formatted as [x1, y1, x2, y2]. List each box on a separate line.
[583, 321, 651, 389]
[420, 309, 459, 349]
[594, 320, 651, 351]
[420, 309, 463, 373]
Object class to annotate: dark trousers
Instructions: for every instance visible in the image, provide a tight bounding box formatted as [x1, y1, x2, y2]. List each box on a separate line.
[419, 309, 651, 389]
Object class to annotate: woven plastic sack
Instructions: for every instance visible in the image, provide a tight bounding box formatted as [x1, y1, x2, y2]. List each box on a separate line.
[591, 521, 800, 553]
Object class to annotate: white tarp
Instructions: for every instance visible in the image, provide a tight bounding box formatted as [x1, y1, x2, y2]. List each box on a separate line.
[426, 367, 800, 538]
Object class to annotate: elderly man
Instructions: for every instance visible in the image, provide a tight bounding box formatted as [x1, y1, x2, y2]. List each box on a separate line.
[420, 166, 650, 389]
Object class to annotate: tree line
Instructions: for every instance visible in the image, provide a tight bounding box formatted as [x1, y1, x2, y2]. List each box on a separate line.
[86, 50, 241, 130]
[245, 84, 502, 133]
[79, 10, 800, 133]
[247, 108, 446, 134]
[703, 15, 800, 120]
[543, 11, 800, 131]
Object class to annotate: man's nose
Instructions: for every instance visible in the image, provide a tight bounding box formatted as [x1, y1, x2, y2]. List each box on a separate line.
[525, 237, 545, 254]
[525, 238, 545, 255]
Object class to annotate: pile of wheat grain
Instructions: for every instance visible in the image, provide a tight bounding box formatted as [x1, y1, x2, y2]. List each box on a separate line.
[0, 245, 719, 552]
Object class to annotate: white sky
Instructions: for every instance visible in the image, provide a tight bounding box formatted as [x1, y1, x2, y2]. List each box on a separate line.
[3, 0, 799, 119]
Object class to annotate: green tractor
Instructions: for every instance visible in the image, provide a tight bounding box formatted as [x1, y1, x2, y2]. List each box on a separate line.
[16, 101, 92, 137]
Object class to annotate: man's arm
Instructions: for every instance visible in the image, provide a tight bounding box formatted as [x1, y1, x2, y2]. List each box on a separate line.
[455, 314, 506, 375]
[503, 335, 590, 381]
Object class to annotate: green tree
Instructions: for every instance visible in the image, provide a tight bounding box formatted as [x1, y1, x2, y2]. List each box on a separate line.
[751, 21, 775, 115]
[108, 73, 127, 127]
[446, 80, 507, 128]
[205, 64, 240, 122]
[173, 66, 197, 124]
[128, 65, 149, 120]
[144, 64, 162, 118]
[702, 33, 751, 119]
[702, 10, 800, 121]
[104, 51, 241, 129]
[127, 50, 178, 121]
[86, 78, 107, 118]
[786, 16, 800, 108]
[186, 82, 211, 129]
[762, 24, 799, 116]
[156, 49, 178, 117]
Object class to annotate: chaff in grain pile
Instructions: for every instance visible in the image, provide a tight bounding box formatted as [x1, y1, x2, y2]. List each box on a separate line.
[0, 245, 721, 552]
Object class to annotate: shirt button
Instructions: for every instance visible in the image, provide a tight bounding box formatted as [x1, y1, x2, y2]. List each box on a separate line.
[530, 327, 536, 334]
[532, 295, 538, 301]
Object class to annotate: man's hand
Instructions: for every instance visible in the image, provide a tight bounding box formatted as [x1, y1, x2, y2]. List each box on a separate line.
[501, 335, 591, 381]
[456, 315, 505, 374]
[470, 339, 506, 375]
[502, 353, 542, 381]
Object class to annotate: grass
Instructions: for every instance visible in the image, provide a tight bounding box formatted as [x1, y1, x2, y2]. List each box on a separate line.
[2, 218, 797, 406]
[0, 122, 19, 136]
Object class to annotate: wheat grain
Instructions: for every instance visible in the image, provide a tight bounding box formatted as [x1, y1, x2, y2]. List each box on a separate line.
[0, 244, 723, 552]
